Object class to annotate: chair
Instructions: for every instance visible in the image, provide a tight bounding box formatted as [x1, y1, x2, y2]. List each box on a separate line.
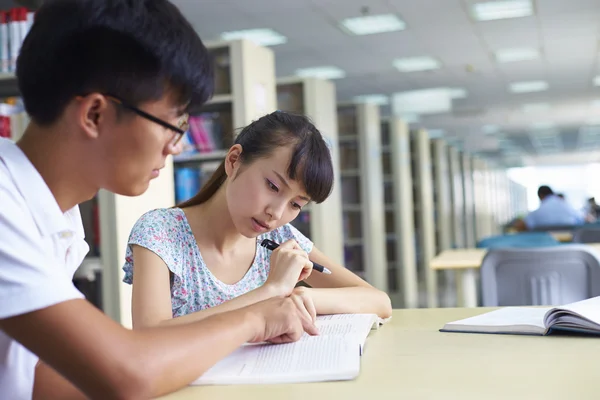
[481, 245, 600, 306]
[476, 232, 559, 249]
[572, 227, 600, 244]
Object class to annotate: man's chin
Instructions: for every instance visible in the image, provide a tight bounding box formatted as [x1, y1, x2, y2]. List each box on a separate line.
[108, 181, 151, 198]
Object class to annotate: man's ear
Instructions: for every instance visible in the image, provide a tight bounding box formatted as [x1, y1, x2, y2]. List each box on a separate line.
[77, 93, 110, 139]
[224, 144, 243, 178]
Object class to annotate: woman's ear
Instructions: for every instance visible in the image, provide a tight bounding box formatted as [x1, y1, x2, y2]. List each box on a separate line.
[224, 144, 243, 178]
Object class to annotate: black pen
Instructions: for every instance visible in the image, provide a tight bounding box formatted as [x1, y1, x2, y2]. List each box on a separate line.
[260, 239, 332, 274]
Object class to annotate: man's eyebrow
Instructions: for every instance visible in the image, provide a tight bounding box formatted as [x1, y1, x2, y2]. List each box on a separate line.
[273, 170, 311, 202]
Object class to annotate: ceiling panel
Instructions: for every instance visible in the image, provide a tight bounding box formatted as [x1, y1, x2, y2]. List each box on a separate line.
[476, 17, 540, 49]
[170, 0, 600, 165]
[310, 0, 397, 20]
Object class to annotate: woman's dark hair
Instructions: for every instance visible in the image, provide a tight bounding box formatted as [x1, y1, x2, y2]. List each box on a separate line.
[177, 111, 334, 208]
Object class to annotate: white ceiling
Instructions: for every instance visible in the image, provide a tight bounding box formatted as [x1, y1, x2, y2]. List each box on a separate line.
[172, 0, 600, 166]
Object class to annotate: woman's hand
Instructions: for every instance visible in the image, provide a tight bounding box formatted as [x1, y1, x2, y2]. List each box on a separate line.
[289, 286, 317, 326]
[264, 239, 313, 297]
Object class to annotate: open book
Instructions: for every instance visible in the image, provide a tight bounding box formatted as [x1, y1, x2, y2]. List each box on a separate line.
[440, 296, 600, 336]
[191, 313, 387, 385]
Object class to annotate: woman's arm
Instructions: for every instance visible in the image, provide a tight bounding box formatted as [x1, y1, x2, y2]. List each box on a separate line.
[131, 245, 279, 328]
[303, 246, 392, 319]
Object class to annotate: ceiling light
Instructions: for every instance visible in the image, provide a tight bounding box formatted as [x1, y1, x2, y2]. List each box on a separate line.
[449, 88, 468, 99]
[393, 56, 441, 72]
[482, 125, 500, 134]
[495, 47, 540, 63]
[353, 94, 389, 105]
[531, 122, 556, 130]
[340, 14, 406, 36]
[400, 113, 420, 123]
[392, 88, 452, 115]
[471, 0, 533, 22]
[428, 129, 445, 138]
[522, 103, 550, 113]
[509, 80, 548, 93]
[220, 28, 287, 46]
[295, 66, 346, 80]
[586, 117, 600, 125]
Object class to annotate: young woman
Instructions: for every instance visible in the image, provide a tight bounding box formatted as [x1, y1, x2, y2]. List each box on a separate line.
[123, 111, 392, 329]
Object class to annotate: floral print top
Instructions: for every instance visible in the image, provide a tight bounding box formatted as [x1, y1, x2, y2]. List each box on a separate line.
[122, 208, 313, 317]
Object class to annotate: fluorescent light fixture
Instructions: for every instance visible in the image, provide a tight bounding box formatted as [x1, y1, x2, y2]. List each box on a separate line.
[449, 88, 468, 99]
[393, 56, 441, 72]
[522, 102, 550, 113]
[533, 131, 559, 140]
[353, 94, 389, 105]
[340, 14, 406, 36]
[482, 124, 500, 134]
[392, 88, 452, 115]
[428, 129, 445, 138]
[220, 28, 287, 46]
[531, 122, 556, 130]
[594, 76, 600, 86]
[509, 80, 548, 93]
[295, 66, 346, 80]
[471, 0, 533, 22]
[495, 47, 539, 63]
[400, 113, 420, 123]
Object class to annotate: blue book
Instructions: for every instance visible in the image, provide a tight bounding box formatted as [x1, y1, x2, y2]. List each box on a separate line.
[440, 296, 600, 336]
[174, 167, 200, 204]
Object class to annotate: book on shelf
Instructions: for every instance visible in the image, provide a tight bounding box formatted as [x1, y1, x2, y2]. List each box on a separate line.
[179, 113, 227, 155]
[441, 296, 600, 336]
[191, 313, 389, 385]
[174, 162, 220, 204]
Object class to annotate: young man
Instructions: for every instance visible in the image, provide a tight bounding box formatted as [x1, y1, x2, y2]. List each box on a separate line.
[0, 1, 317, 399]
[513, 185, 584, 231]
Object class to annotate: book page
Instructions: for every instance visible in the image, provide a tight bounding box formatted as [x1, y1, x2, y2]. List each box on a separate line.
[545, 296, 600, 328]
[308, 313, 378, 346]
[442, 307, 550, 335]
[192, 335, 360, 385]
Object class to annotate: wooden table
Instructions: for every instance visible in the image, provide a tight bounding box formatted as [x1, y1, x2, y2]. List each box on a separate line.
[430, 244, 600, 308]
[158, 308, 599, 400]
[550, 231, 573, 243]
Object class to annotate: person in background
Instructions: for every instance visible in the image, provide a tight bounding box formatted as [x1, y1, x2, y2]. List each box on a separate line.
[513, 185, 584, 231]
[557, 193, 565, 200]
[584, 197, 600, 222]
[123, 111, 393, 330]
[0, 1, 316, 399]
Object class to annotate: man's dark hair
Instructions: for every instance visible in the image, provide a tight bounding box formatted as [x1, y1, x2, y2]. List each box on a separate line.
[17, 0, 214, 125]
[537, 185, 554, 199]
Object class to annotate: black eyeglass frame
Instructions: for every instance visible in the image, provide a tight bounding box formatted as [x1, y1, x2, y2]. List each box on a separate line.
[105, 95, 189, 144]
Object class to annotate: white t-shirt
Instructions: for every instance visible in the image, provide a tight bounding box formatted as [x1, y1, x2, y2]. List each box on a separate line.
[0, 138, 88, 399]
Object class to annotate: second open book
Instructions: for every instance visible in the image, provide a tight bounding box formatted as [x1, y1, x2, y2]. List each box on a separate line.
[441, 296, 600, 336]
[191, 313, 387, 385]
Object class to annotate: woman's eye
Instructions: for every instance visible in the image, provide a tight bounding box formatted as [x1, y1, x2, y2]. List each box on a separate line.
[292, 202, 302, 210]
[266, 179, 279, 192]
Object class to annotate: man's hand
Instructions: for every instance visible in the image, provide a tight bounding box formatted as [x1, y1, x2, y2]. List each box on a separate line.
[245, 296, 319, 344]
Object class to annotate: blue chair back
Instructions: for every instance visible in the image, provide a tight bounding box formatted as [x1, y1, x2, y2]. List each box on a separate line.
[477, 232, 559, 249]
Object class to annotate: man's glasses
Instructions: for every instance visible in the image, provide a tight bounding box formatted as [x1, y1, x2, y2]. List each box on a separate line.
[106, 95, 189, 146]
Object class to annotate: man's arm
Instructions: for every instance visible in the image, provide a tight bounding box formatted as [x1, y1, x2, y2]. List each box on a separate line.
[2, 297, 313, 399]
[33, 362, 86, 400]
